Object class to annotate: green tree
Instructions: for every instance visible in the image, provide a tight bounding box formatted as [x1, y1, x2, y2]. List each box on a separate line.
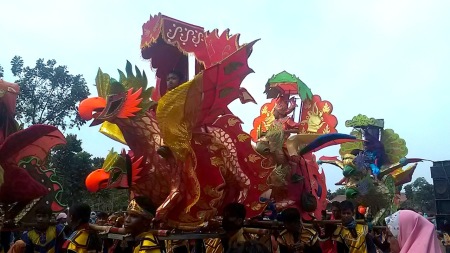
[9, 56, 90, 130]
[51, 134, 97, 205]
[0, 65, 4, 78]
[50, 135, 129, 211]
[328, 187, 346, 200]
[401, 177, 435, 213]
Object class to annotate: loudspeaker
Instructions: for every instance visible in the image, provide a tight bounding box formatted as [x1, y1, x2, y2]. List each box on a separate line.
[431, 161, 450, 230]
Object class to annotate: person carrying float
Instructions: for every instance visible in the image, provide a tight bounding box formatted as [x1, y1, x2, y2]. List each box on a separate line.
[123, 197, 162, 253]
[8, 206, 65, 253]
[62, 204, 102, 253]
[276, 208, 322, 253]
[332, 201, 376, 253]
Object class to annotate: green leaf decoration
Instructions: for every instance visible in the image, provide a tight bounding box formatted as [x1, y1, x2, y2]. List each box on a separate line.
[95, 68, 111, 99]
[94, 61, 154, 115]
[345, 114, 384, 128]
[265, 71, 313, 100]
[119, 61, 148, 92]
[110, 81, 125, 95]
[296, 78, 313, 100]
[339, 129, 363, 156]
[381, 129, 408, 163]
[102, 149, 126, 173]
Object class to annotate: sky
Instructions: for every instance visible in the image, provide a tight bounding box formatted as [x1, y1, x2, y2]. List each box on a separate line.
[1, 0, 450, 191]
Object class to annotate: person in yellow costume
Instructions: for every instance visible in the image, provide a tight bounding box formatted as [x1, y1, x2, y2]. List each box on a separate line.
[276, 208, 322, 253]
[332, 201, 376, 253]
[123, 196, 162, 253]
[204, 203, 252, 253]
[62, 203, 102, 253]
[8, 206, 65, 253]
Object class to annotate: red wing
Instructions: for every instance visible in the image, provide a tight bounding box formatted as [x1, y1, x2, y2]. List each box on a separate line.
[0, 124, 66, 164]
[197, 40, 258, 126]
[0, 125, 65, 204]
[0, 164, 48, 203]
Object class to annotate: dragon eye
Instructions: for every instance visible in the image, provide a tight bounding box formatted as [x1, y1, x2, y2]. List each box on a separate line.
[98, 94, 126, 119]
[109, 168, 125, 185]
[107, 99, 123, 115]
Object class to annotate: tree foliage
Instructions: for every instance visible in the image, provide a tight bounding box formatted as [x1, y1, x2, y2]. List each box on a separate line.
[51, 134, 93, 205]
[9, 56, 90, 130]
[50, 134, 128, 211]
[401, 177, 435, 213]
[327, 187, 346, 200]
[0, 65, 4, 78]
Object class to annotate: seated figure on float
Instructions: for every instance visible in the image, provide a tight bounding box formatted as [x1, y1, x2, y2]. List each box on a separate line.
[272, 96, 300, 136]
[252, 72, 343, 221]
[156, 70, 187, 158]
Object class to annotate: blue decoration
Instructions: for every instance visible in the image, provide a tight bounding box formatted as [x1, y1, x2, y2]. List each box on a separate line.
[370, 163, 380, 176]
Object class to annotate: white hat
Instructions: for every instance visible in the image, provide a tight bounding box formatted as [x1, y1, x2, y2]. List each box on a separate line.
[56, 213, 67, 220]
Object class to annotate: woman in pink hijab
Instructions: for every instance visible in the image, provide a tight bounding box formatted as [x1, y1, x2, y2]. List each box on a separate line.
[385, 210, 442, 253]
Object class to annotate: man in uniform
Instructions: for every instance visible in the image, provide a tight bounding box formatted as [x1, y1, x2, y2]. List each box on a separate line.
[277, 208, 322, 253]
[123, 196, 162, 253]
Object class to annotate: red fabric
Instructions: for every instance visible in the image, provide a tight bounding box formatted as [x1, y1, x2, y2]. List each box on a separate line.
[0, 163, 48, 203]
[320, 240, 336, 253]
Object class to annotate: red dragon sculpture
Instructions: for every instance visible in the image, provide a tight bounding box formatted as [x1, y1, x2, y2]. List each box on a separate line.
[80, 14, 274, 229]
[79, 56, 274, 228]
[0, 79, 66, 225]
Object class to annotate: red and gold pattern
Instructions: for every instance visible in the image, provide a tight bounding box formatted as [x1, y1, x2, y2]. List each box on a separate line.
[250, 99, 278, 141]
[141, 14, 243, 70]
[140, 13, 253, 101]
[299, 95, 337, 134]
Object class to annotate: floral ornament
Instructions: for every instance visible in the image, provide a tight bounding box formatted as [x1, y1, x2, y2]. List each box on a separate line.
[385, 211, 400, 239]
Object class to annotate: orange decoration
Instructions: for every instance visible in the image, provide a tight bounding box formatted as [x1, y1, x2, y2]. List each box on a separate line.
[358, 205, 366, 215]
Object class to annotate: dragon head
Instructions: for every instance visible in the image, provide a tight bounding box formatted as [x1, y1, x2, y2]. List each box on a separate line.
[78, 62, 155, 143]
[85, 149, 144, 193]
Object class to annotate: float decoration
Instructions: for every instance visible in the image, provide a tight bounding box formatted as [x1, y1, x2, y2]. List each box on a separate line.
[0, 80, 66, 225]
[264, 71, 312, 100]
[319, 114, 429, 224]
[299, 95, 337, 135]
[250, 71, 355, 220]
[80, 58, 274, 229]
[141, 13, 254, 102]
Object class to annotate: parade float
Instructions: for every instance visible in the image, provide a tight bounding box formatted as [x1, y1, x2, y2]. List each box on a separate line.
[0, 79, 66, 228]
[318, 114, 429, 224]
[80, 13, 360, 231]
[79, 15, 362, 229]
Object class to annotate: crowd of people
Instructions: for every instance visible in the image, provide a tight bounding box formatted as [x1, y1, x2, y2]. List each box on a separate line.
[0, 197, 448, 253]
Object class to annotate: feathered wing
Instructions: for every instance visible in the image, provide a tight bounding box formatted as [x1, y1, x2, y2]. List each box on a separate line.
[0, 125, 66, 203]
